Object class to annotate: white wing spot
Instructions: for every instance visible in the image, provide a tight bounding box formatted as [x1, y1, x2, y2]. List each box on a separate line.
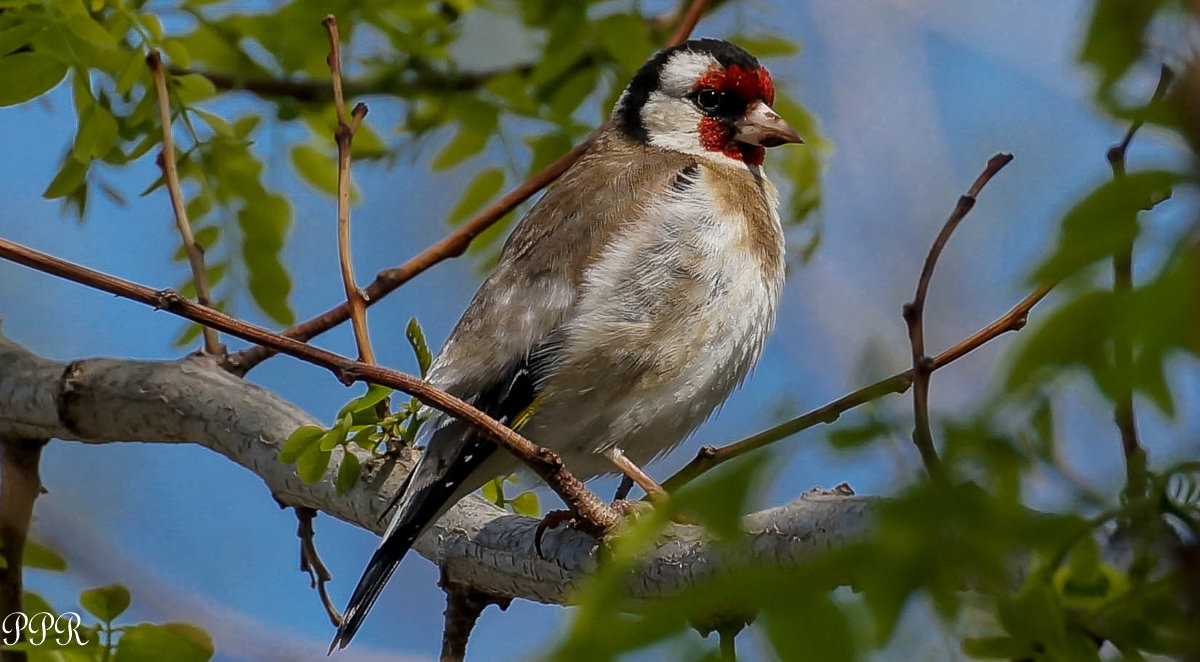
[463, 454, 473, 462]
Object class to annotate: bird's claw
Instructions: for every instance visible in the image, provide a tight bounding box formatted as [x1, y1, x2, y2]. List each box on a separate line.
[534, 509, 576, 559]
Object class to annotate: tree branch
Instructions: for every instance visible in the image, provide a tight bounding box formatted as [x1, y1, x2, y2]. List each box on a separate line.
[902, 153, 1013, 480]
[323, 16, 376, 366]
[147, 51, 221, 356]
[664, 156, 1025, 492]
[294, 506, 342, 628]
[0, 436, 45, 662]
[439, 576, 509, 662]
[225, 0, 715, 375]
[1105, 64, 1172, 496]
[0, 238, 617, 536]
[663, 285, 1051, 492]
[0, 331, 878, 606]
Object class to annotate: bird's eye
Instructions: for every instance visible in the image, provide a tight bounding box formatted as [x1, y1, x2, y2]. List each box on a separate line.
[695, 88, 723, 112]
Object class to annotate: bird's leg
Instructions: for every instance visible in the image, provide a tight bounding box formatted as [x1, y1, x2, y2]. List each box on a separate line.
[604, 448, 667, 502]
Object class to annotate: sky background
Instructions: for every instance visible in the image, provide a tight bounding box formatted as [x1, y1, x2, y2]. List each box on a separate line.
[2, 0, 1198, 660]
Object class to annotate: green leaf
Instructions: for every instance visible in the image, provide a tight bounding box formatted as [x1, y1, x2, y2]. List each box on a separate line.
[279, 425, 324, 464]
[162, 41, 191, 69]
[289, 144, 338, 197]
[351, 123, 388, 159]
[335, 452, 361, 495]
[79, 584, 131, 622]
[508, 491, 539, 517]
[525, 132, 573, 176]
[349, 426, 378, 451]
[172, 73, 216, 103]
[1031, 170, 1180, 285]
[962, 636, 1031, 659]
[296, 446, 332, 483]
[173, 226, 219, 261]
[1079, 0, 1166, 94]
[595, 14, 652, 73]
[73, 105, 119, 161]
[548, 67, 598, 121]
[0, 52, 68, 107]
[405, 317, 433, 377]
[138, 13, 165, 42]
[828, 417, 892, 450]
[674, 452, 770, 541]
[319, 414, 353, 452]
[0, 23, 45, 59]
[233, 115, 261, 139]
[23, 539, 67, 572]
[237, 193, 294, 325]
[190, 108, 231, 137]
[763, 595, 855, 662]
[481, 477, 503, 506]
[431, 107, 497, 171]
[42, 157, 88, 199]
[64, 13, 118, 49]
[735, 35, 801, 58]
[448, 168, 504, 224]
[337, 384, 393, 421]
[114, 623, 213, 662]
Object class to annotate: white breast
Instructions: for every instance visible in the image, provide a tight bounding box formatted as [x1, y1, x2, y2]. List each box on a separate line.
[522, 165, 784, 478]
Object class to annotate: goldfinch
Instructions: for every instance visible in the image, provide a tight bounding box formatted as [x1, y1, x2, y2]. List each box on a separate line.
[332, 38, 801, 649]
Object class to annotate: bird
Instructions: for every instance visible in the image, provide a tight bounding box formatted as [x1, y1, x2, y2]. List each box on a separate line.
[330, 37, 802, 650]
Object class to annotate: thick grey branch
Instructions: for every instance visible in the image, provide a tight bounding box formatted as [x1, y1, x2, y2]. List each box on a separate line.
[0, 331, 875, 604]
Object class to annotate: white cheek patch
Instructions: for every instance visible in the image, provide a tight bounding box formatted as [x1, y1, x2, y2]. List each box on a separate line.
[658, 51, 719, 97]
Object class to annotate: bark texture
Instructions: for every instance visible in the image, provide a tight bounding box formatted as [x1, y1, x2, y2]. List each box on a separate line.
[0, 332, 875, 605]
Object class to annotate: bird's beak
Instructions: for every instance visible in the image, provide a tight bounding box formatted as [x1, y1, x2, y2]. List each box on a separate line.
[734, 102, 803, 147]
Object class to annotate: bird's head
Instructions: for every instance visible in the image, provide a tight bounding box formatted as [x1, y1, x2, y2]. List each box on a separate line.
[614, 38, 802, 166]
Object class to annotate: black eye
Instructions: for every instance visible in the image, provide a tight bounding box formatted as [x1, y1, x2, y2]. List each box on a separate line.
[695, 88, 723, 112]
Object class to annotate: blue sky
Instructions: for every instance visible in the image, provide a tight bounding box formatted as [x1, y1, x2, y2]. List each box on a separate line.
[2, 1, 1198, 660]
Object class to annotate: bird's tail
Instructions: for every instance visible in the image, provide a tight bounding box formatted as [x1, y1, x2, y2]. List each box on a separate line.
[329, 428, 496, 652]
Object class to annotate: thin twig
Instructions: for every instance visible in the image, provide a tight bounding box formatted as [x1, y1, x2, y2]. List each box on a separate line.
[295, 507, 342, 627]
[0, 237, 618, 536]
[1104, 64, 1172, 496]
[662, 285, 1050, 493]
[225, 0, 715, 375]
[147, 51, 220, 355]
[0, 437, 46, 660]
[717, 621, 741, 662]
[668, 0, 710, 46]
[902, 153, 1014, 481]
[323, 15, 376, 365]
[439, 576, 510, 662]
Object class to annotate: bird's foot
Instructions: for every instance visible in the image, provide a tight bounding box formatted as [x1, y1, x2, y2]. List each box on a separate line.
[533, 498, 665, 558]
[609, 498, 655, 518]
[534, 509, 576, 559]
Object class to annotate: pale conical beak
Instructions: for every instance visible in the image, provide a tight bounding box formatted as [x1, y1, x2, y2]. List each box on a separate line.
[734, 102, 803, 147]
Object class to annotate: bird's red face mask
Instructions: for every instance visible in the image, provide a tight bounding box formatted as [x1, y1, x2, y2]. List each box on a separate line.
[693, 65, 801, 166]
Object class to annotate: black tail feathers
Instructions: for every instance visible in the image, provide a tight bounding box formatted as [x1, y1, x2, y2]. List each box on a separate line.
[328, 531, 413, 652]
[329, 434, 496, 652]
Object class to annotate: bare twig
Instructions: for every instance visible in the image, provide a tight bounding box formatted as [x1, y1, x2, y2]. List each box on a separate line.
[225, 0, 715, 374]
[902, 153, 1013, 480]
[1105, 64, 1172, 496]
[439, 576, 510, 662]
[0, 238, 617, 536]
[295, 507, 342, 628]
[668, 0, 710, 46]
[323, 15, 376, 365]
[147, 51, 220, 355]
[717, 622, 741, 662]
[662, 285, 1050, 493]
[0, 437, 46, 660]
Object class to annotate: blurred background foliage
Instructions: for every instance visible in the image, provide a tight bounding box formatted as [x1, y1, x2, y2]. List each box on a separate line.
[1, 0, 1199, 660]
[0, 0, 824, 346]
